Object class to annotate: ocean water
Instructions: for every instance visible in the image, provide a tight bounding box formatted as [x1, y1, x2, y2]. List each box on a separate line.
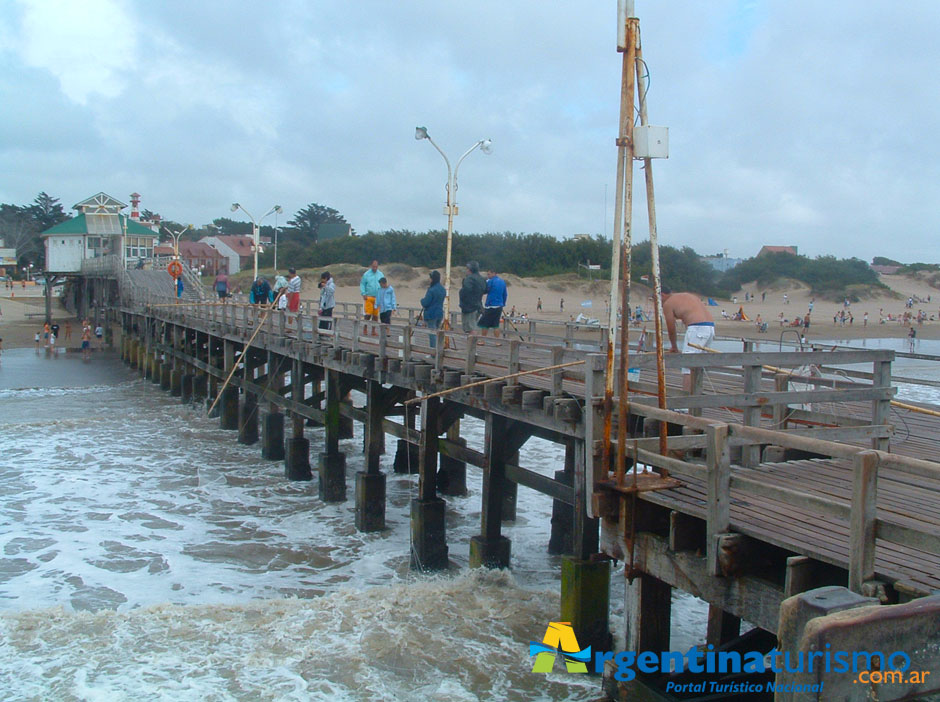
[2, 345, 936, 701]
[0, 349, 653, 701]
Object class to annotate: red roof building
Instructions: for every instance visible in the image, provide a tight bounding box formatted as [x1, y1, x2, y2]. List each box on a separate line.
[757, 245, 799, 257]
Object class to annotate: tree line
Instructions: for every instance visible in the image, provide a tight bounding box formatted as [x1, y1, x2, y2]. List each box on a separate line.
[1, 194, 898, 300]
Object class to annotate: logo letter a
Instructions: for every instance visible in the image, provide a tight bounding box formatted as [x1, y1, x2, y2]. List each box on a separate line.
[530, 622, 589, 674]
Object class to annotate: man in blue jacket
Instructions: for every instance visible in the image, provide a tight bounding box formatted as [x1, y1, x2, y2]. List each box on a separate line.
[479, 270, 507, 338]
[420, 270, 445, 348]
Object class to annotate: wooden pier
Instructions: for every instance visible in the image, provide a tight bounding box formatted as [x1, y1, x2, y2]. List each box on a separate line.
[106, 285, 940, 701]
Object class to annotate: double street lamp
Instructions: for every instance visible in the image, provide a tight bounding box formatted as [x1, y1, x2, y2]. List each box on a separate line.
[163, 223, 192, 260]
[415, 126, 492, 324]
[230, 203, 282, 281]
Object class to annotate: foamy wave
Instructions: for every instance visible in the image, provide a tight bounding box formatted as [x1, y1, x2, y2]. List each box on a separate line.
[0, 570, 597, 701]
[0, 383, 133, 400]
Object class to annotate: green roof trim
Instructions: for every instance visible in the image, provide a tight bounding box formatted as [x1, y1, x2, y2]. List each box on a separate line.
[41, 214, 157, 237]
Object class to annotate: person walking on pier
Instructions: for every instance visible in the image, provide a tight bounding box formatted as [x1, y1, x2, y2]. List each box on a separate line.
[213, 271, 229, 301]
[286, 268, 301, 313]
[377, 276, 397, 325]
[421, 271, 445, 348]
[479, 270, 508, 339]
[458, 260, 486, 333]
[318, 271, 335, 331]
[360, 259, 384, 336]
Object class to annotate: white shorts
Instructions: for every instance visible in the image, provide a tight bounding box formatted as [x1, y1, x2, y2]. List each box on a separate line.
[683, 324, 715, 372]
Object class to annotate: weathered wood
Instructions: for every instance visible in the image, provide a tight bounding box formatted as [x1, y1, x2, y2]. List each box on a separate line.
[849, 450, 879, 594]
[705, 423, 730, 577]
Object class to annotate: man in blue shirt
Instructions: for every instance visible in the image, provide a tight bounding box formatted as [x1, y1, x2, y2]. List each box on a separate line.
[360, 259, 384, 336]
[479, 270, 507, 338]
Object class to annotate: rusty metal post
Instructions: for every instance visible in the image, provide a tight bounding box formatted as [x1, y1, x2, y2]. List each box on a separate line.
[634, 40, 668, 456]
[609, 5, 638, 489]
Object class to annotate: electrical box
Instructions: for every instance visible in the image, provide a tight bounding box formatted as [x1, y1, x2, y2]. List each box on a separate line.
[634, 125, 669, 159]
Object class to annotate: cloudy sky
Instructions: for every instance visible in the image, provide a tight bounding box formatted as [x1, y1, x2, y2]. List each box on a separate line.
[1, 0, 938, 262]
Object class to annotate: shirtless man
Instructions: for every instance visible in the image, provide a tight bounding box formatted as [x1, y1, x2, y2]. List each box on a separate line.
[662, 287, 714, 392]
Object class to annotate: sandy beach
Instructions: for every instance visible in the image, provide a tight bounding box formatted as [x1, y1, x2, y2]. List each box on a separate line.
[2, 268, 937, 350]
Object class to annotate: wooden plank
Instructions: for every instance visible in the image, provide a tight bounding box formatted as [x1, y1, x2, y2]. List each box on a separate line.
[706, 424, 730, 577]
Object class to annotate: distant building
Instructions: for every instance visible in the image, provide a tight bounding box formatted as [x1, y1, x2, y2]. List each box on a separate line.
[200, 235, 257, 275]
[757, 245, 798, 257]
[178, 240, 227, 276]
[703, 255, 743, 273]
[41, 192, 158, 273]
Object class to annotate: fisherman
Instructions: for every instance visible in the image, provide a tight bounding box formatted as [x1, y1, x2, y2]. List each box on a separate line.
[662, 285, 715, 391]
[317, 271, 335, 331]
[376, 276, 397, 325]
[458, 261, 486, 333]
[479, 270, 508, 339]
[420, 271, 445, 348]
[214, 271, 229, 300]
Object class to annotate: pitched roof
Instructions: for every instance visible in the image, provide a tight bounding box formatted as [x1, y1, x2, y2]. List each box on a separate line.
[73, 192, 127, 212]
[178, 240, 225, 258]
[40, 214, 157, 237]
[212, 235, 255, 257]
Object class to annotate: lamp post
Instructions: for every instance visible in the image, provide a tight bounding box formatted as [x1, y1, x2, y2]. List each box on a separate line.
[231, 203, 282, 281]
[414, 126, 492, 324]
[272, 208, 280, 272]
[163, 223, 192, 260]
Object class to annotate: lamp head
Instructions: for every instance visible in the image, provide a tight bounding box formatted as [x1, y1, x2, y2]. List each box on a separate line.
[274, 205, 283, 214]
[230, 203, 240, 212]
[415, 126, 428, 140]
[480, 139, 493, 155]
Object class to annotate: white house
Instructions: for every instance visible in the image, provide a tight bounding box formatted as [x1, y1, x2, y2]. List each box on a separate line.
[41, 193, 159, 273]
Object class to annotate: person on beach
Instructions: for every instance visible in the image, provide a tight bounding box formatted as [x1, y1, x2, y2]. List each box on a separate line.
[662, 286, 714, 391]
[317, 271, 335, 331]
[286, 268, 301, 313]
[537, 297, 542, 312]
[43, 321, 50, 347]
[420, 271, 445, 348]
[458, 261, 486, 333]
[64, 321, 72, 341]
[360, 260, 384, 336]
[479, 270, 508, 339]
[376, 276, 397, 326]
[34, 331, 40, 350]
[81, 325, 92, 360]
[94, 324, 104, 349]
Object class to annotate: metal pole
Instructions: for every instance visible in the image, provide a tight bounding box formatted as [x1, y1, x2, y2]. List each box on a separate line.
[606, 3, 638, 491]
[635, 40, 668, 456]
[253, 223, 259, 282]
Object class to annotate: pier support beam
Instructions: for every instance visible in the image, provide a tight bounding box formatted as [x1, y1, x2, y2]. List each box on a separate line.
[261, 411, 285, 460]
[411, 396, 448, 570]
[286, 436, 312, 481]
[219, 386, 239, 431]
[193, 373, 208, 402]
[238, 391, 259, 445]
[160, 362, 171, 391]
[169, 368, 182, 397]
[180, 373, 194, 404]
[318, 369, 346, 501]
[356, 380, 391, 532]
[549, 440, 576, 555]
[562, 556, 612, 655]
[470, 415, 529, 569]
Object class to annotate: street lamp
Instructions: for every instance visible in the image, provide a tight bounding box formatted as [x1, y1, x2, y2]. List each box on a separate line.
[163, 223, 192, 260]
[273, 208, 280, 272]
[231, 203, 282, 280]
[415, 126, 492, 324]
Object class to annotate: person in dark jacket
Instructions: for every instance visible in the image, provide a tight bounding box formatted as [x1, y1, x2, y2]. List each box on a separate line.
[458, 260, 487, 333]
[420, 270, 446, 348]
[249, 277, 272, 305]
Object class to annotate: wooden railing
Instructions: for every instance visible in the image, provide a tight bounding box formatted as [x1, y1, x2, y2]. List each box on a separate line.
[614, 402, 940, 595]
